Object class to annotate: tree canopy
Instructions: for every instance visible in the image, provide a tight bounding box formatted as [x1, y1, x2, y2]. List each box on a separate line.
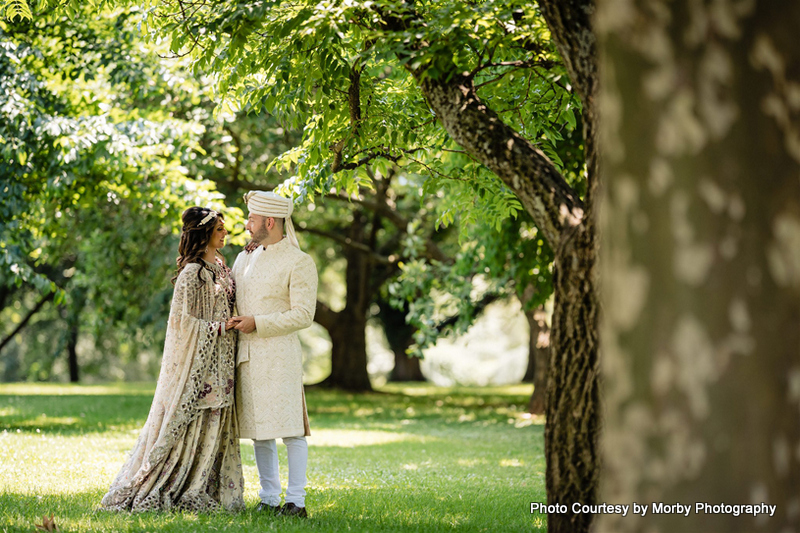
[0, 7, 247, 379]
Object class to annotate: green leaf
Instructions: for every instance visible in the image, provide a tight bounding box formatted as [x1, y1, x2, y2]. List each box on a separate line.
[3, 0, 32, 21]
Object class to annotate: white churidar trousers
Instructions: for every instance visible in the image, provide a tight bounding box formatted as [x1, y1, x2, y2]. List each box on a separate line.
[252, 436, 308, 507]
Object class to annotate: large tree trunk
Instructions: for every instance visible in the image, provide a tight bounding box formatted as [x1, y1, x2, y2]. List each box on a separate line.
[379, 4, 601, 530]
[535, 4, 602, 532]
[316, 212, 374, 392]
[597, 1, 800, 532]
[546, 226, 600, 533]
[377, 299, 425, 382]
[325, 307, 370, 390]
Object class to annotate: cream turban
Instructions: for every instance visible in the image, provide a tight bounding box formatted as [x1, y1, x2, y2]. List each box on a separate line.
[244, 190, 300, 248]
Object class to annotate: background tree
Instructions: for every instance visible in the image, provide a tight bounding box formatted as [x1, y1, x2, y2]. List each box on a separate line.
[390, 209, 555, 412]
[597, 1, 800, 531]
[191, 106, 458, 390]
[0, 9, 244, 381]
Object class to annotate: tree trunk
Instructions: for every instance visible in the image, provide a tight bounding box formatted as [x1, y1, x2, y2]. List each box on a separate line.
[597, 1, 800, 532]
[379, 5, 601, 530]
[535, 4, 602, 532]
[378, 299, 425, 382]
[59, 289, 85, 383]
[390, 346, 424, 382]
[546, 226, 600, 533]
[522, 309, 537, 382]
[324, 307, 371, 391]
[522, 300, 549, 416]
[316, 212, 374, 392]
[67, 317, 79, 383]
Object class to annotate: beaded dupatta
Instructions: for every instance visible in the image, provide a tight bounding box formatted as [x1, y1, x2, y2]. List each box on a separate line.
[101, 259, 240, 511]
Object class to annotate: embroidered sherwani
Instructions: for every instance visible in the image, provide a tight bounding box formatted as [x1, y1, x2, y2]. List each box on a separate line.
[232, 238, 317, 440]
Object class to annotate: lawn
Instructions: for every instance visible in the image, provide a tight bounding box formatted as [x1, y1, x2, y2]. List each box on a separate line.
[0, 382, 545, 532]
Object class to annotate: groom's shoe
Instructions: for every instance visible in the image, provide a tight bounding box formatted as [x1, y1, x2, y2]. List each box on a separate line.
[279, 502, 308, 518]
[255, 502, 281, 514]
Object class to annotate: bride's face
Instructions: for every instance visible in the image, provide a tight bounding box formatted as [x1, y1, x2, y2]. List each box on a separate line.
[207, 220, 228, 250]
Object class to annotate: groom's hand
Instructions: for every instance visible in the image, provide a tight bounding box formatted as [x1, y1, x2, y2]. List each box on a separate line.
[233, 315, 256, 334]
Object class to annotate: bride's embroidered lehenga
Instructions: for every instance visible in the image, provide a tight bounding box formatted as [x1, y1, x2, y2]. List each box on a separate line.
[101, 259, 245, 512]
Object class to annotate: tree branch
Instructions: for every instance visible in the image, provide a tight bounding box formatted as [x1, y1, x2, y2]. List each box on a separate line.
[435, 292, 501, 333]
[373, 3, 583, 250]
[298, 226, 394, 265]
[323, 193, 451, 263]
[334, 146, 425, 172]
[0, 291, 55, 354]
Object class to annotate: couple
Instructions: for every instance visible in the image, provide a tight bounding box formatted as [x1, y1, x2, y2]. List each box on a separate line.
[100, 191, 318, 517]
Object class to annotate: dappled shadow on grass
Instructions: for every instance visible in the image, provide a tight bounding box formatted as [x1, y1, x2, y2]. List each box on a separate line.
[0, 383, 540, 437]
[0, 394, 151, 435]
[0, 485, 546, 533]
[1, 383, 545, 532]
[305, 385, 541, 439]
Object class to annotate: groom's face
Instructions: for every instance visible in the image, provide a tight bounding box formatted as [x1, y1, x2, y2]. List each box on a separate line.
[246, 213, 270, 243]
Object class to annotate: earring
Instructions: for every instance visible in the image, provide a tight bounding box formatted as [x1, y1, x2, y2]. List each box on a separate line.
[204, 247, 209, 253]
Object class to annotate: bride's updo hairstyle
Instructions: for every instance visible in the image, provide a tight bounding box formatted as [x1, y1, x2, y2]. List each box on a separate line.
[172, 206, 224, 286]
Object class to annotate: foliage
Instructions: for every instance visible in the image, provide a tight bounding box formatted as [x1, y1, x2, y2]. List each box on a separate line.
[388, 116, 585, 354]
[389, 210, 554, 355]
[0, 7, 245, 380]
[2, 0, 587, 379]
[114, 0, 584, 354]
[0, 382, 545, 531]
[131, 0, 582, 222]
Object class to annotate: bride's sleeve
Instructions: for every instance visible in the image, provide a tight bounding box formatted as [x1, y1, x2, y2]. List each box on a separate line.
[172, 265, 226, 337]
[162, 265, 232, 410]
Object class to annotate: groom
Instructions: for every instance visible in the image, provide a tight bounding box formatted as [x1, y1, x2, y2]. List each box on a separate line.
[228, 190, 318, 518]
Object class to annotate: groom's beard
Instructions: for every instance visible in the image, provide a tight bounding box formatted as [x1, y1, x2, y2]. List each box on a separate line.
[252, 225, 269, 244]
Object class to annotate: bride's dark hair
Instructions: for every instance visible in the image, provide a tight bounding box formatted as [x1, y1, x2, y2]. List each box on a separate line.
[172, 207, 224, 286]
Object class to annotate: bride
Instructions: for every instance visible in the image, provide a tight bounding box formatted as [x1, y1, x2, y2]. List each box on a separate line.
[101, 206, 244, 512]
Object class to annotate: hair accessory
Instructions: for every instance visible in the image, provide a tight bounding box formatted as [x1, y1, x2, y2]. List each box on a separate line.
[198, 210, 218, 226]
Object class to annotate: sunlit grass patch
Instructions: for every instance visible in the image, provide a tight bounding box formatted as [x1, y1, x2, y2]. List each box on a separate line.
[381, 382, 534, 400]
[0, 382, 545, 532]
[309, 429, 425, 448]
[0, 383, 156, 396]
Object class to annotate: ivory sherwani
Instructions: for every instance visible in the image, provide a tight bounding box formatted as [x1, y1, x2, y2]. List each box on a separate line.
[232, 238, 317, 440]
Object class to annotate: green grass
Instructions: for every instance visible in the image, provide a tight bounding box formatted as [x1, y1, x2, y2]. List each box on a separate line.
[0, 382, 546, 532]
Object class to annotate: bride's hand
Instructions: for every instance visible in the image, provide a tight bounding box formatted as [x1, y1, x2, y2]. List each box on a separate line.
[244, 240, 259, 254]
[233, 316, 256, 334]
